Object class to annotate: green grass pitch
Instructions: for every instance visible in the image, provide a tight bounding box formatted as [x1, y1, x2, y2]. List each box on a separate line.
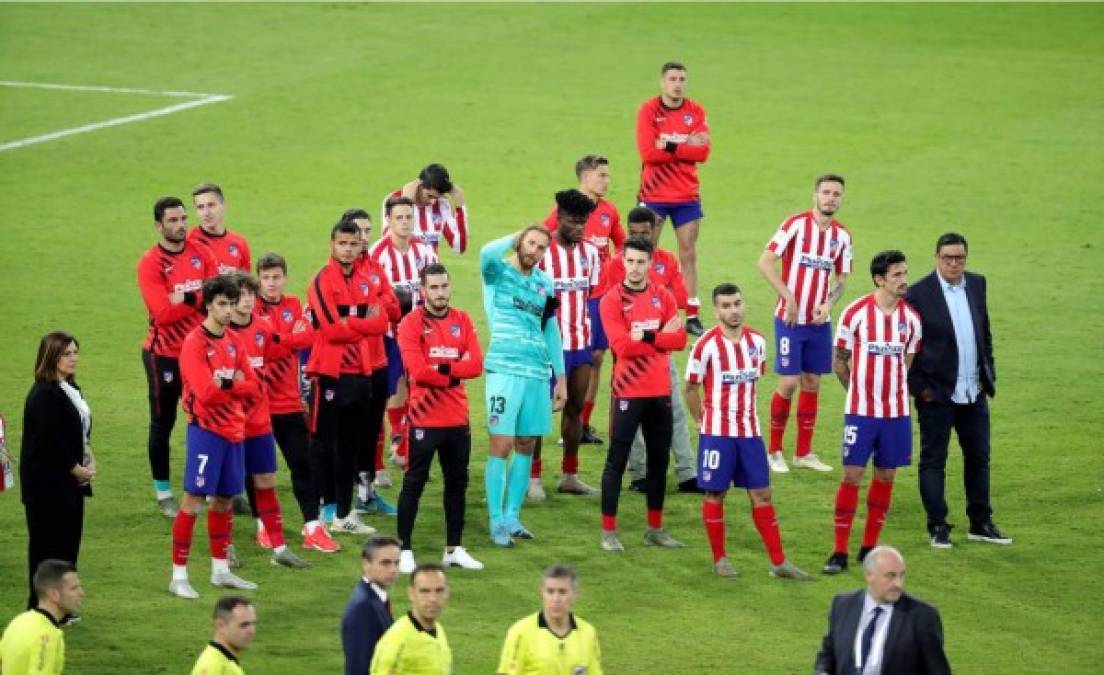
[1, 3, 1102, 673]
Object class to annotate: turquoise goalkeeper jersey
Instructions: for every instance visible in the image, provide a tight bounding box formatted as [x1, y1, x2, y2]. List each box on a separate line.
[481, 234, 565, 381]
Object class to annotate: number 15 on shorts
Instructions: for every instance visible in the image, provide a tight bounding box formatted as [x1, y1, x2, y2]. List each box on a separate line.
[841, 425, 858, 458]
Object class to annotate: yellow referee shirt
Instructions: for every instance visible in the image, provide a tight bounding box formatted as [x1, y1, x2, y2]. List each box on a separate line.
[0, 608, 64, 675]
[370, 612, 451, 675]
[190, 642, 244, 675]
[497, 612, 602, 675]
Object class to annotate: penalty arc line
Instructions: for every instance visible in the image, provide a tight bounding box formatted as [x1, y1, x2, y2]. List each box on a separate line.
[0, 86, 232, 153]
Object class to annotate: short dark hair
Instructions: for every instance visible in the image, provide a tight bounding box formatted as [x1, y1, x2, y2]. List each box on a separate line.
[213, 595, 253, 621]
[421, 262, 449, 284]
[361, 535, 401, 561]
[341, 208, 371, 223]
[623, 237, 654, 258]
[555, 189, 597, 219]
[418, 164, 452, 194]
[410, 562, 447, 586]
[712, 283, 743, 303]
[228, 270, 260, 295]
[574, 154, 608, 179]
[385, 195, 416, 218]
[661, 61, 686, 75]
[153, 196, 184, 222]
[34, 331, 78, 384]
[256, 252, 287, 275]
[331, 219, 361, 240]
[626, 206, 659, 228]
[542, 564, 578, 585]
[192, 182, 225, 201]
[814, 174, 846, 190]
[870, 250, 907, 280]
[33, 559, 76, 600]
[202, 274, 242, 306]
[935, 232, 968, 254]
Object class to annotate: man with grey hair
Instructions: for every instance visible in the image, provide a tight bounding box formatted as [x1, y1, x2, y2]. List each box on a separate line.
[814, 546, 950, 675]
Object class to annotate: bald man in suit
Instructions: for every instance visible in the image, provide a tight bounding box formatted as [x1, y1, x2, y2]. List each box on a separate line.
[814, 546, 950, 675]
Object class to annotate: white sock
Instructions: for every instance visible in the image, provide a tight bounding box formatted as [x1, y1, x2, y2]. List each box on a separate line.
[273, 544, 287, 554]
[255, 519, 264, 532]
[304, 520, 320, 534]
[172, 565, 189, 581]
[156, 489, 173, 500]
[211, 558, 229, 575]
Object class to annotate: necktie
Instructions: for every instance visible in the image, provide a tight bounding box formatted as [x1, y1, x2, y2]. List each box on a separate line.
[858, 606, 883, 674]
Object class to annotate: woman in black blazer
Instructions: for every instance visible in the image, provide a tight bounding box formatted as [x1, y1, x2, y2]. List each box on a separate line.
[20, 331, 95, 614]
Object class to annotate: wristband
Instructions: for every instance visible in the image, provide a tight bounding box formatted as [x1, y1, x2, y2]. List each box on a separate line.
[219, 377, 234, 390]
[437, 362, 452, 376]
[182, 291, 197, 306]
[642, 330, 657, 344]
[664, 141, 678, 153]
[337, 304, 350, 317]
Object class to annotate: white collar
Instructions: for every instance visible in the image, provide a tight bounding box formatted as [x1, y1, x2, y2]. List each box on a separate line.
[363, 577, 388, 603]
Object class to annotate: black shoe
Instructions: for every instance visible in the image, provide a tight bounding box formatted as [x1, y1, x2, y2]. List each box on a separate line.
[857, 546, 874, 563]
[677, 478, 704, 494]
[231, 494, 251, 515]
[822, 552, 848, 575]
[580, 425, 603, 445]
[968, 522, 1012, 545]
[628, 479, 647, 492]
[686, 317, 705, 337]
[930, 524, 953, 549]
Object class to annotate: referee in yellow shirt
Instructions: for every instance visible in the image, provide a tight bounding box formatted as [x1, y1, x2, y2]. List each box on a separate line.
[1, 559, 83, 675]
[371, 563, 452, 675]
[497, 565, 602, 675]
[191, 596, 256, 675]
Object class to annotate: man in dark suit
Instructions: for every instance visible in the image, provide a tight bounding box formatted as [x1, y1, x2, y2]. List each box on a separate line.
[341, 535, 401, 675]
[906, 233, 1011, 548]
[814, 545, 951, 675]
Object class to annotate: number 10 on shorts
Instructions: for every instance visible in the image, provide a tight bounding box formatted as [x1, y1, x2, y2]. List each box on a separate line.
[701, 449, 721, 470]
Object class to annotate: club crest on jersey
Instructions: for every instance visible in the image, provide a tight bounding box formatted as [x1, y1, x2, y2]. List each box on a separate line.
[414, 429, 424, 441]
[190, 256, 202, 269]
[600, 213, 610, 225]
[450, 324, 461, 336]
[655, 262, 666, 274]
[898, 321, 908, 333]
[162, 370, 174, 383]
[651, 295, 661, 308]
[683, 113, 694, 125]
[228, 244, 240, 257]
[359, 282, 371, 294]
[324, 389, 335, 401]
[619, 399, 629, 412]
[489, 415, 499, 427]
[254, 332, 265, 346]
[280, 308, 293, 322]
[226, 344, 236, 357]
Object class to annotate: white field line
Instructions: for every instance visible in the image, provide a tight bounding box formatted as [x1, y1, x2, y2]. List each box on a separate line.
[0, 80, 232, 153]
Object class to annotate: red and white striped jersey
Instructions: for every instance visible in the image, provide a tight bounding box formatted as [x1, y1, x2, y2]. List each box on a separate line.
[835, 294, 922, 418]
[368, 237, 439, 307]
[765, 211, 853, 324]
[537, 239, 602, 351]
[381, 189, 469, 254]
[686, 326, 767, 438]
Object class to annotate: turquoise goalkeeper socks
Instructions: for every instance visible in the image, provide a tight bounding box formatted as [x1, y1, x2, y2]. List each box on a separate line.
[504, 453, 533, 521]
[485, 456, 507, 527]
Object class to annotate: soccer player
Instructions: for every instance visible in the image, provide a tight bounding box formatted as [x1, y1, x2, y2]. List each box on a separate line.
[480, 226, 567, 547]
[598, 238, 687, 551]
[757, 174, 852, 474]
[684, 283, 812, 580]
[254, 253, 339, 553]
[531, 189, 603, 500]
[381, 163, 469, 254]
[544, 154, 624, 444]
[138, 196, 217, 517]
[823, 251, 922, 575]
[169, 275, 260, 599]
[608, 207, 698, 493]
[190, 596, 256, 675]
[636, 61, 711, 336]
[0, 560, 83, 674]
[496, 565, 603, 675]
[306, 220, 398, 536]
[395, 263, 484, 573]
[370, 196, 440, 476]
[225, 272, 312, 570]
[370, 564, 452, 675]
[189, 182, 252, 274]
